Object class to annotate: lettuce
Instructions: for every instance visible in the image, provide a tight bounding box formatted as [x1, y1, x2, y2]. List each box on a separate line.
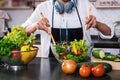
[0, 25, 35, 56]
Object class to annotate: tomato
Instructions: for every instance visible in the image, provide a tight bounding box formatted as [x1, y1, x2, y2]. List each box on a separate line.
[92, 64, 105, 77]
[61, 60, 77, 74]
[11, 50, 21, 60]
[21, 44, 27, 46]
[77, 48, 83, 55]
[79, 64, 91, 78]
[60, 56, 66, 60]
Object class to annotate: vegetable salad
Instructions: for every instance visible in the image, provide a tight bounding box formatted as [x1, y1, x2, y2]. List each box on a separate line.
[55, 39, 90, 62]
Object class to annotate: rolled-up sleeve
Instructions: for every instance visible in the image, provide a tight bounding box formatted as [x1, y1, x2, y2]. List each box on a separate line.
[21, 2, 48, 28]
[88, 2, 114, 39]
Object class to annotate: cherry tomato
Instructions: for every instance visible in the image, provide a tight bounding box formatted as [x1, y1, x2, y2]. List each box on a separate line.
[79, 64, 91, 78]
[92, 64, 105, 77]
[60, 56, 66, 60]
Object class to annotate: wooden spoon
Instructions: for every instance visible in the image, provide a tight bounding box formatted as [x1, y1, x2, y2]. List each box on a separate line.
[40, 12, 56, 46]
[82, 6, 92, 45]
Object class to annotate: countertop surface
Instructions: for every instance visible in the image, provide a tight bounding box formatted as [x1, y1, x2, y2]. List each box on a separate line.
[0, 57, 120, 80]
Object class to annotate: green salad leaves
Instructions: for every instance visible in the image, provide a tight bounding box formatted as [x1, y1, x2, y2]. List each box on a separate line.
[55, 39, 90, 62]
[0, 25, 35, 56]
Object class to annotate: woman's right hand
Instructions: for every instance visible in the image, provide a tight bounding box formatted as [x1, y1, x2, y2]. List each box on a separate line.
[35, 17, 50, 34]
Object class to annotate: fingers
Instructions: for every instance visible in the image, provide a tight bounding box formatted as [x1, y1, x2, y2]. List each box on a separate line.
[44, 27, 51, 35]
[41, 18, 50, 27]
[91, 19, 97, 28]
[85, 15, 97, 30]
[36, 18, 51, 34]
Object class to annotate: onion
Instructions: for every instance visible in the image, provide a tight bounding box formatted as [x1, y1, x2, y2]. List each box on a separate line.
[61, 60, 77, 74]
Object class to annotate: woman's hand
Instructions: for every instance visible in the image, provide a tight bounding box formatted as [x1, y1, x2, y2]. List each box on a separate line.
[35, 17, 50, 34]
[85, 15, 97, 30]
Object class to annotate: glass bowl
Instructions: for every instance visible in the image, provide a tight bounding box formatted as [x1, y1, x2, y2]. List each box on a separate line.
[0, 46, 38, 71]
[51, 40, 93, 63]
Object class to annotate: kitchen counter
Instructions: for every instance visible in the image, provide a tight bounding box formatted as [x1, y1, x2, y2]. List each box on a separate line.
[0, 57, 120, 80]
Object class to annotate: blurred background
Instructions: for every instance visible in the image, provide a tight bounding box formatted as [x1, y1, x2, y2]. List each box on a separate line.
[0, 0, 120, 35]
[0, 0, 120, 57]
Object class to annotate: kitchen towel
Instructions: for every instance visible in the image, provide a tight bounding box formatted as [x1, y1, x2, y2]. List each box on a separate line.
[0, 10, 9, 37]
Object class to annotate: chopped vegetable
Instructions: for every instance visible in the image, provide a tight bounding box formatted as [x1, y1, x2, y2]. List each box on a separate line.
[71, 44, 77, 55]
[92, 49, 120, 62]
[104, 53, 118, 61]
[55, 39, 90, 62]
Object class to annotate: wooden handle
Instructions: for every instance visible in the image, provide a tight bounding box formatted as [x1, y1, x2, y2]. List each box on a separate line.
[82, 6, 92, 45]
[50, 32, 56, 46]
[40, 12, 45, 18]
[40, 12, 56, 46]
[82, 25, 87, 44]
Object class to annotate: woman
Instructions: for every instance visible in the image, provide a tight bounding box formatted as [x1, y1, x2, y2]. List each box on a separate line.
[22, 0, 113, 57]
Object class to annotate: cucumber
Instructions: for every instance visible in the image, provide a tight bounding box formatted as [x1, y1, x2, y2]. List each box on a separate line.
[92, 49, 105, 59]
[104, 53, 118, 61]
[114, 58, 120, 62]
[92, 50, 119, 61]
[77, 62, 112, 73]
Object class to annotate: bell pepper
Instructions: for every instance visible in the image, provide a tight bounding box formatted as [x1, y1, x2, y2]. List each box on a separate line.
[71, 44, 77, 55]
[20, 45, 36, 64]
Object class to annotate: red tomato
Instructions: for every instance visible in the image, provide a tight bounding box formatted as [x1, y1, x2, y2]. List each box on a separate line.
[79, 64, 91, 78]
[92, 64, 105, 77]
[88, 64, 93, 70]
[60, 56, 66, 60]
[21, 44, 27, 46]
[77, 48, 83, 55]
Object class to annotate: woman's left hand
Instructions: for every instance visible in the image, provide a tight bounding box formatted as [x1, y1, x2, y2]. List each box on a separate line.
[85, 15, 97, 30]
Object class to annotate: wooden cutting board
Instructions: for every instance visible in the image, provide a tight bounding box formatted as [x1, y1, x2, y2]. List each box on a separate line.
[91, 57, 120, 70]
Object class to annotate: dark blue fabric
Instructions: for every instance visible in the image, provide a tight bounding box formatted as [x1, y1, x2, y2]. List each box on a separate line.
[49, 28, 83, 57]
[51, 28, 83, 42]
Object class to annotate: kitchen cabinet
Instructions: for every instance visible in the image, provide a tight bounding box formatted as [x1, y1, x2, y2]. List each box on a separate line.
[0, 0, 47, 30]
[0, 0, 46, 8]
[25, 0, 47, 8]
